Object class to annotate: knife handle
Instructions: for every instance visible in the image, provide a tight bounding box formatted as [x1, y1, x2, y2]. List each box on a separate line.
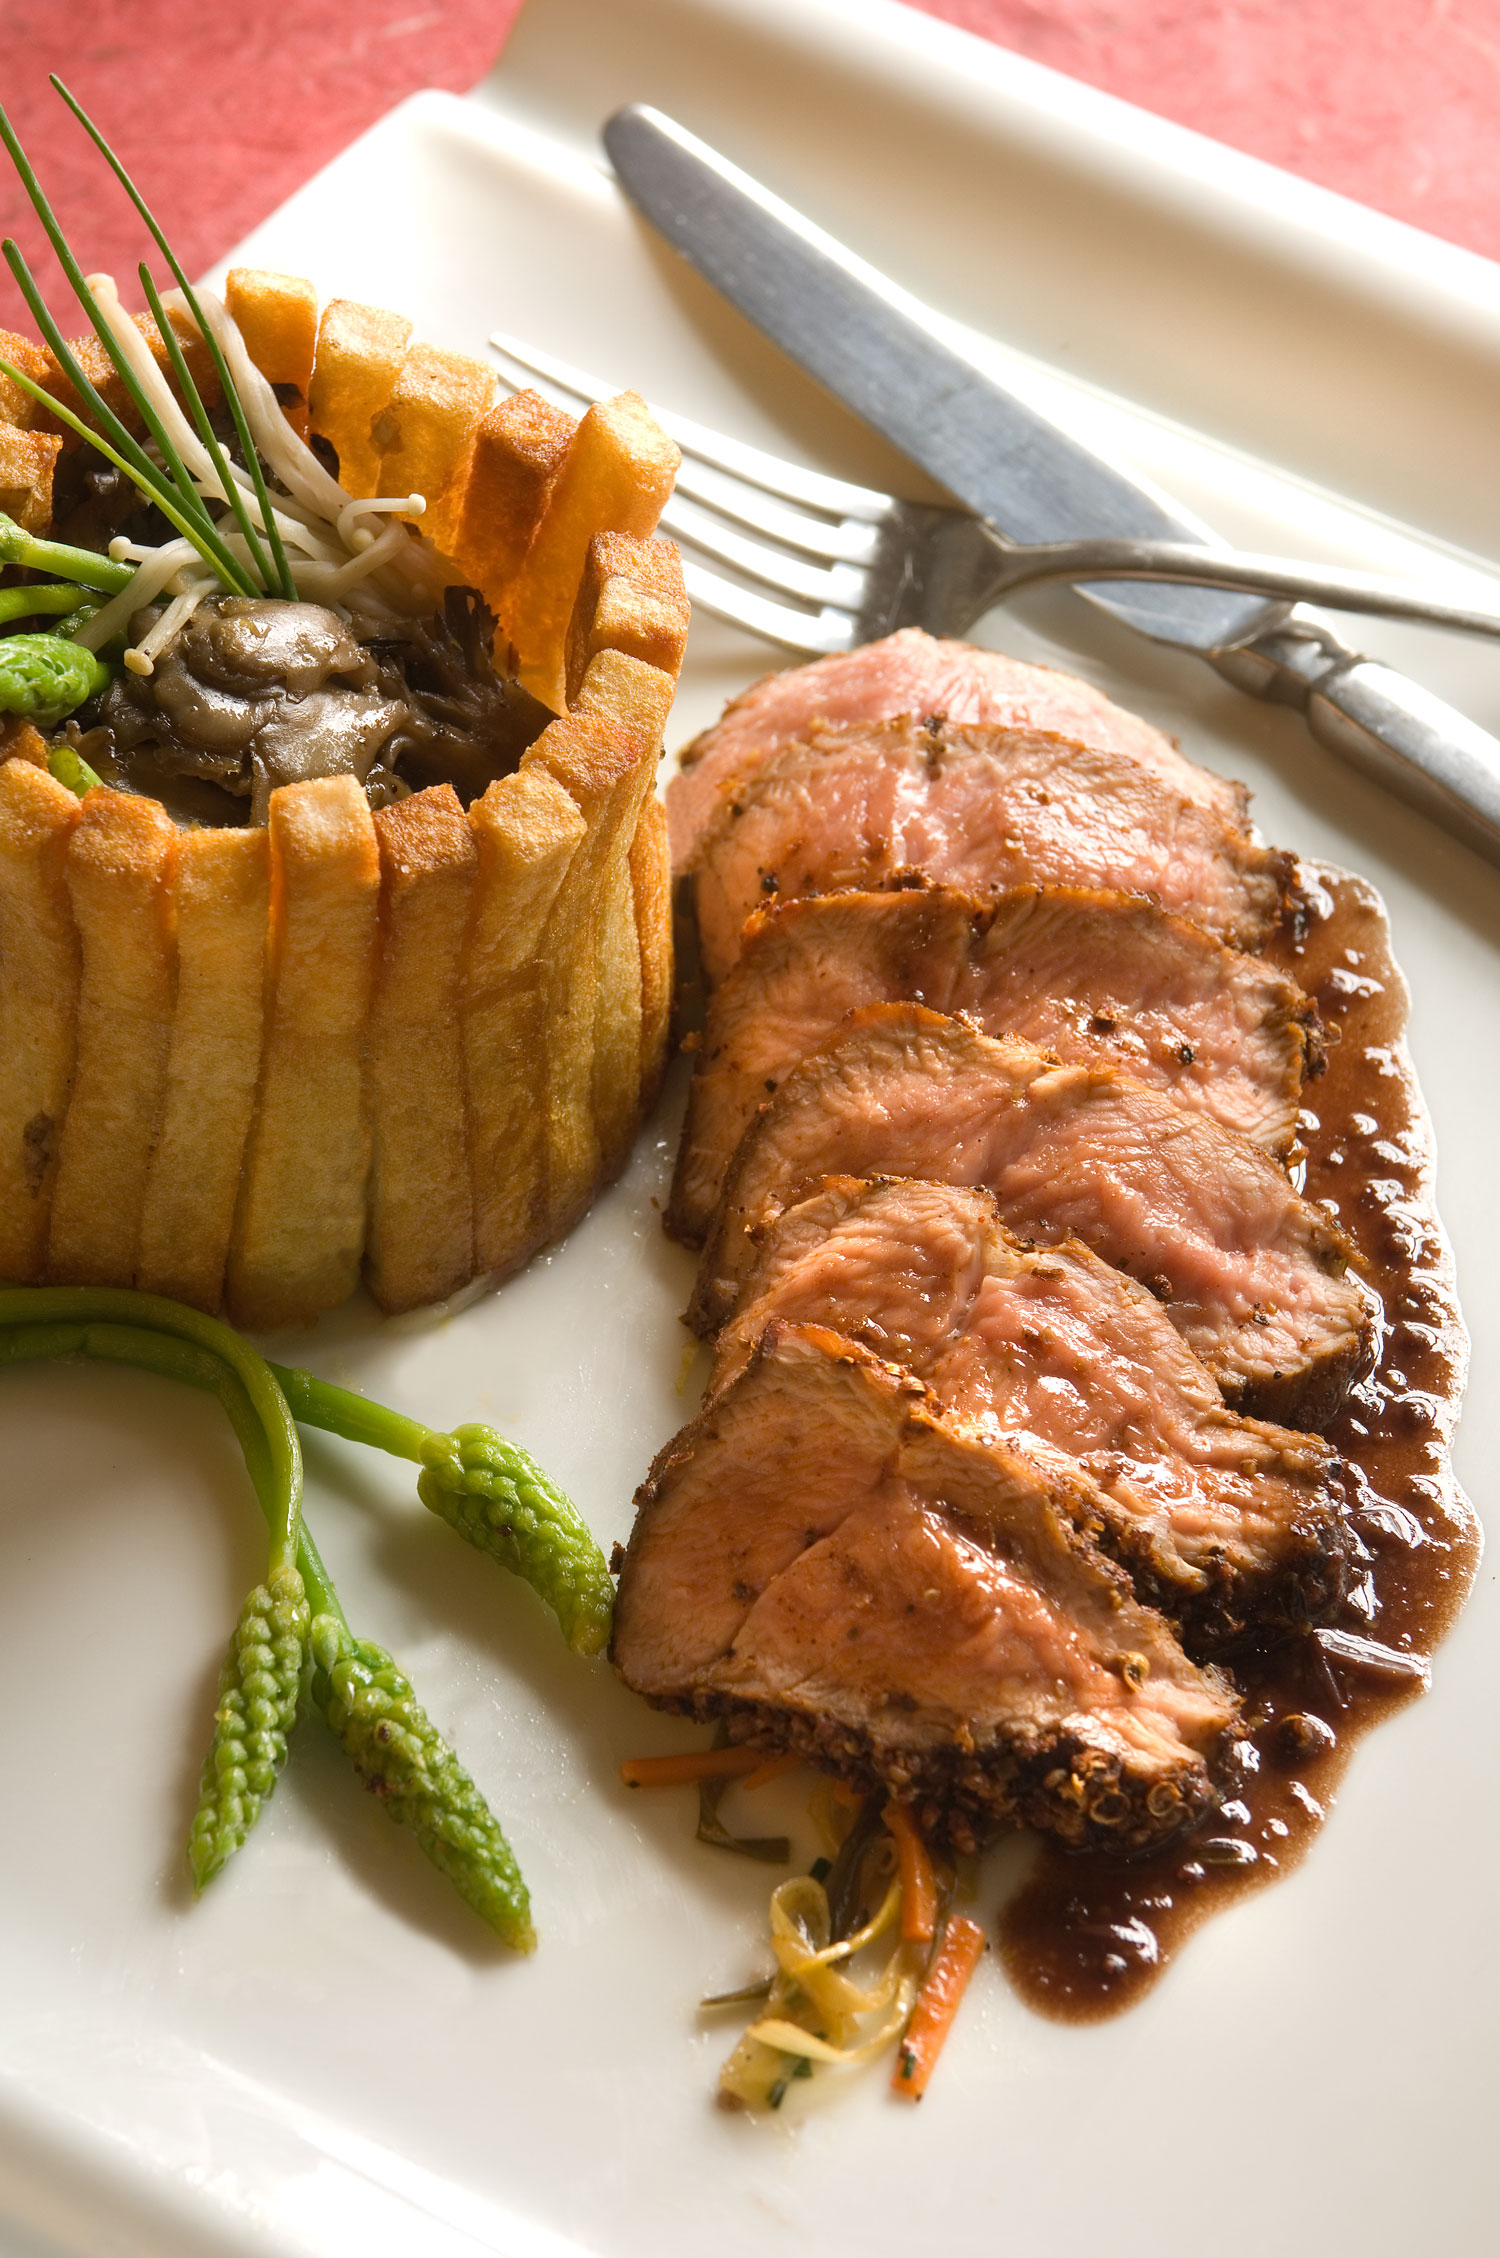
[1210, 619, 1500, 867]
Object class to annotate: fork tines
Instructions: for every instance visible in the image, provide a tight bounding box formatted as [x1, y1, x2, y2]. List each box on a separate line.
[490, 331, 903, 654]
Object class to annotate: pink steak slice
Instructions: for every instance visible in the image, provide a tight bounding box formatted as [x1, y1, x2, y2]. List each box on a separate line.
[612, 1321, 1240, 1854]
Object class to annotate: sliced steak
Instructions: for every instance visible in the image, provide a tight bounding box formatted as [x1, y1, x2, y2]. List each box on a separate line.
[688, 716, 1293, 983]
[666, 626, 1250, 864]
[715, 1179, 1351, 1650]
[612, 1322, 1240, 1853]
[692, 1006, 1372, 1425]
[669, 885, 1318, 1241]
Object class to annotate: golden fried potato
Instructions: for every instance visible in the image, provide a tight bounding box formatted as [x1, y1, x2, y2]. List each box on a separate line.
[0, 759, 79, 1281]
[570, 649, 678, 1175]
[367, 785, 477, 1312]
[0, 327, 50, 426]
[35, 332, 138, 443]
[227, 778, 381, 1329]
[136, 829, 269, 1312]
[504, 392, 680, 713]
[5, 311, 218, 441]
[463, 765, 587, 1277]
[307, 297, 413, 498]
[226, 269, 319, 438]
[518, 710, 632, 1231]
[0, 721, 49, 766]
[450, 388, 575, 625]
[0, 281, 689, 1322]
[373, 342, 494, 551]
[564, 532, 689, 706]
[630, 788, 673, 1114]
[0, 423, 62, 533]
[46, 791, 176, 1286]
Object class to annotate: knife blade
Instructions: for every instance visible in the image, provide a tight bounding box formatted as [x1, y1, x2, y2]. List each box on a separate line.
[602, 105, 1275, 655]
[604, 102, 1500, 868]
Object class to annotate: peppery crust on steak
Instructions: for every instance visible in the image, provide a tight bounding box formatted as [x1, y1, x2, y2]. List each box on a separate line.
[636, 1691, 1227, 1858]
[665, 626, 1257, 866]
[612, 1323, 1241, 1856]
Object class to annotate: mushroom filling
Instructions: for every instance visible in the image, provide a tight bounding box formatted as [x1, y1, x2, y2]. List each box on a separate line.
[82, 586, 553, 824]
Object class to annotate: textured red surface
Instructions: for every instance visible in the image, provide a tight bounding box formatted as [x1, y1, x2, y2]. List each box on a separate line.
[0, 1, 522, 332]
[0, 0, 1495, 342]
[913, 0, 1500, 262]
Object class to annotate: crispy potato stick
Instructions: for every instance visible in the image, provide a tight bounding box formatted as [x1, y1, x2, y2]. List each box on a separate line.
[46, 790, 176, 1285]
[450, 388, 575, 627]
[573, 649, 678, 1175]
[36, 332, 138, 442]
[367, 784, 478, 1312]
[372, 341, 494, 550]
[0, 327, 50, 426]
[0, 759, 79, 1280]
[0, 422, 62, 531]
[227, 777, 381, 1328]
[630, 787, 673, 1113]
[307, 297, 413, 499]
[225, 268, 319, 437]
[564, 532, 690, 707]
[521, 703, 646, 1226]
[136, 829, 269, 1311]
[505, 392, 680, 713]
[0, 721, 49, 766]
[462, 766, 586, 1277]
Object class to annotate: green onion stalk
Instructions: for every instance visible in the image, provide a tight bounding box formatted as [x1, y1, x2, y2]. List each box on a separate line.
[0, 1286, 539, 1950]
[45, 738, 105, 796]
[0, 74, 305, 712]
[0, 512, 136, 594]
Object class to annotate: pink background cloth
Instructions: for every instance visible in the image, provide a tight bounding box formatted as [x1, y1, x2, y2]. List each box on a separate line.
[1, 0, 1495, 335]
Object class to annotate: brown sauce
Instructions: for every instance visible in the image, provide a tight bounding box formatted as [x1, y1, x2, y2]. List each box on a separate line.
[996, 862, 1481, 2018]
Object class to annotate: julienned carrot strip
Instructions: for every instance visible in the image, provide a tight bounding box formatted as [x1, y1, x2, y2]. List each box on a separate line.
[891, 1914, 987, 2101]
[884, 1802, 938, 1944]
[742, 1752, 803, 1792]
[620, 1747, 764, 1789]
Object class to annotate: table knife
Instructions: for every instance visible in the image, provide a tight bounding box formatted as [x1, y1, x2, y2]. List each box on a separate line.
[603, 103, 1500, 870]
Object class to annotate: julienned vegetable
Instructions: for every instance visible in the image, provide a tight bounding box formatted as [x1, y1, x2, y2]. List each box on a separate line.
[0, 1284, 612, 1950]
[891, 1914, 987, 2102]
[692, 1778, 983, 2110]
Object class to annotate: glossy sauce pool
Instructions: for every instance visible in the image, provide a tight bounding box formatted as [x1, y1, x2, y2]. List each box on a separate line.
[997, 862, 1481, 2019]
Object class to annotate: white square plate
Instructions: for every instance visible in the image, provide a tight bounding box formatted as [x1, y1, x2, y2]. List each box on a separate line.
[1, 4, 1494, 2253]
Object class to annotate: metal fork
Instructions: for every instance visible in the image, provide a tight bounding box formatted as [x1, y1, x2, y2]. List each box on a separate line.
[491, 332, 1500, 657]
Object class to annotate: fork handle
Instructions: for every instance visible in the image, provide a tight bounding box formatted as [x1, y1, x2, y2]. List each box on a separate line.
[1210, 617, 1500, 866]
[998, 535, 1500, 641]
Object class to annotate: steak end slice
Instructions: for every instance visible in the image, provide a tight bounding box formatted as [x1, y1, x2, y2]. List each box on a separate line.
[692, 1004, 1374, 1427]
[686, 715, 1296, 984]
[715, 1177, 1353, 1653]
[612, 1322, 1240, 1855]
[665, 627, 1255, 865]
